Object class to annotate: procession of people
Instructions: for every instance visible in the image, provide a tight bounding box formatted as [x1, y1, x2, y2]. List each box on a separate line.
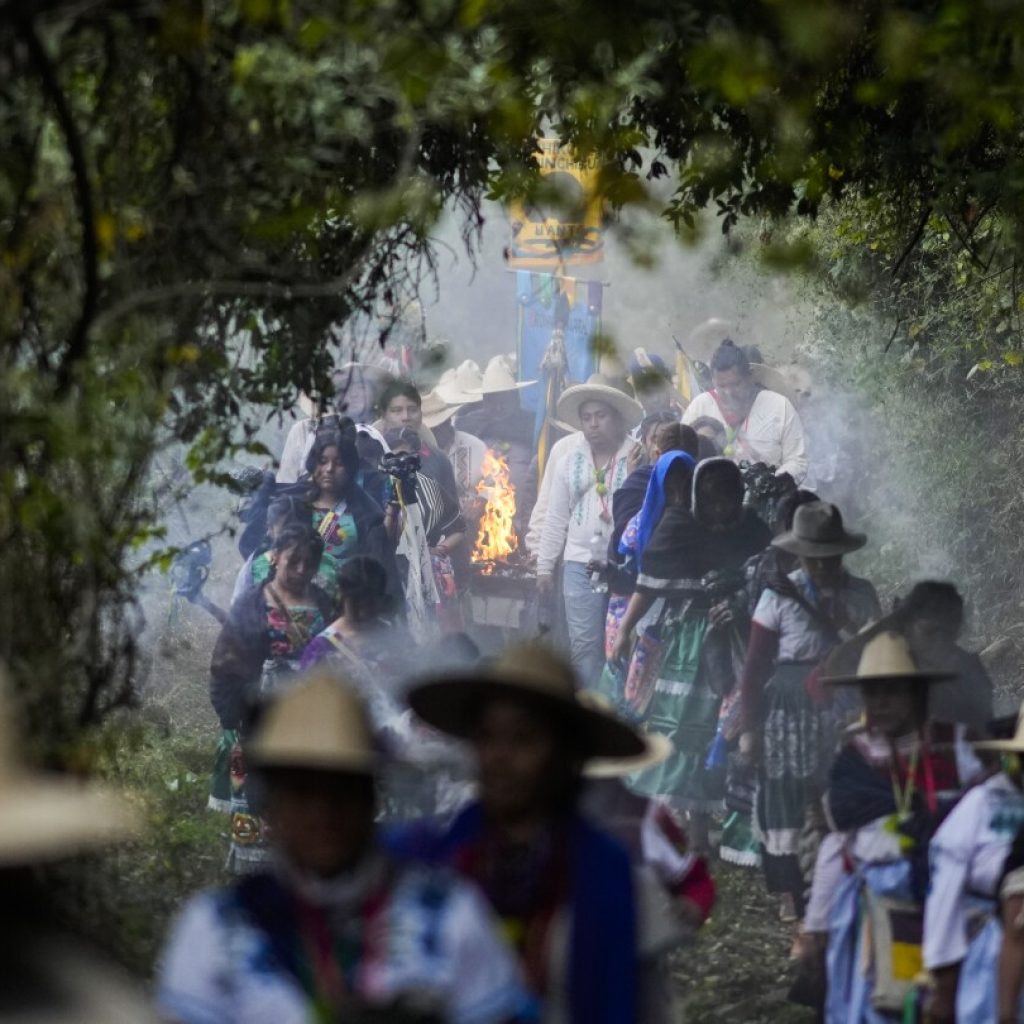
[8, 328, 1020, 1022]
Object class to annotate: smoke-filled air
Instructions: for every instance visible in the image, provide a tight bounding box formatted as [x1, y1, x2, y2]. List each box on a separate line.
[6, 7, 1024, 1024]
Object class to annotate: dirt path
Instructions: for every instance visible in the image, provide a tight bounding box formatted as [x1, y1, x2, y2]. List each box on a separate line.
[672, 862, 815, 1023]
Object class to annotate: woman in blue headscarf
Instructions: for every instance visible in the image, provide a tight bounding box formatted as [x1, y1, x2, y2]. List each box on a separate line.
[612, 457, 771, 844]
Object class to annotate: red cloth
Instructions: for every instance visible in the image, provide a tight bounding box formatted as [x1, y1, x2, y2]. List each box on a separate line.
[738, 621, 779, 733]
[672, 857, 715, 922]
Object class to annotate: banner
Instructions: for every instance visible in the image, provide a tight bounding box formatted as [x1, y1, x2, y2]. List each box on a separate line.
[516, 271, 603, 415]
[507, 139, 604, 269]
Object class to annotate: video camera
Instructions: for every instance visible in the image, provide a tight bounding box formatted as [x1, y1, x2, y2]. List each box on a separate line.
[380, 450, 421, 484]
[738, 460, 796, 529]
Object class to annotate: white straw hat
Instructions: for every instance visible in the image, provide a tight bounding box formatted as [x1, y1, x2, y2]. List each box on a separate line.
[823, 632, 954, 687]
[248, 670, 380, 774]
[557, 373, 644, 430]
[468, 356, 537, 395]
[436, 360, 484, 404]
[420, 390, 462, 429]
[0, 668, 137, 866]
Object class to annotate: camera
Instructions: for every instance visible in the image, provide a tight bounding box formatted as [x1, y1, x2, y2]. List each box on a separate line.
[380, 450, 421, 483]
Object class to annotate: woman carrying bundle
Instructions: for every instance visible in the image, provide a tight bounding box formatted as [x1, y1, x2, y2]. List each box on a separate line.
[738, 500, 880, 922]
[612, 456, 770, 846]
[813, 633, 983, 1023]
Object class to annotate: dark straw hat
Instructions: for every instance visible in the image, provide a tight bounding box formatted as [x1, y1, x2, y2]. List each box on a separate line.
[408, 643, 647, 761]
[771, 500, 866, 558]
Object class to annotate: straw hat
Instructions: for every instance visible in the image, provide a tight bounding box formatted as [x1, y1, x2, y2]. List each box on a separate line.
[557, 373, 645, 431]
[823, 632, 954, 688]
[750, 362, 799, 407]
[435, 361, 484, 405]
[408, 643, 647, 760]
[468, 355, 537, 395]
[771, 501, 866, 558]
[975, 704, 1024, 753]
[247, 670, 379, 775]
[420, 390, 461, 429]
[577, 694, 672, 778]
[0, 670, 136, 866]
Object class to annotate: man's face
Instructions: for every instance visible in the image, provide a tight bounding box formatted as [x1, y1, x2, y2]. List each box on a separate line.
[579, 400, 622, 449]
[473, 699, 560, 824]
[862, 680, 917, 738]
[799, 554, 844, 590]
[384, 395, 421, 429]
[712, 366, 756, 416]
[263, 769, 376, 877]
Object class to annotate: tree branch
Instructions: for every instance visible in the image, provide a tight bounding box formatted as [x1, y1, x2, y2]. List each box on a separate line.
[890, 205, 931, 280]
[16, 9, 99, 393]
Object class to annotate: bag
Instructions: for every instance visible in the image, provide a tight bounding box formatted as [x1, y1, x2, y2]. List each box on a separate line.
[861, 889, 924, 1013]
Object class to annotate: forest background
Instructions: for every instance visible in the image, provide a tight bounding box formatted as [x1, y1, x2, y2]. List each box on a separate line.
[4, 1, 1024, 1011]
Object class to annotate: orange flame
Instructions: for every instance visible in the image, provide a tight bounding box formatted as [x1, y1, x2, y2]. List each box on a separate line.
[472, 448, 518, 570]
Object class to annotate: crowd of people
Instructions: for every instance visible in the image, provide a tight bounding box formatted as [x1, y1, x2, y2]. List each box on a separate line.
[8, 333, 1024, 1022]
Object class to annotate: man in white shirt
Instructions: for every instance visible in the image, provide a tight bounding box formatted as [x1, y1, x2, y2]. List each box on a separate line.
[536, 375, 643, 687]
[682, 339, 809, 484]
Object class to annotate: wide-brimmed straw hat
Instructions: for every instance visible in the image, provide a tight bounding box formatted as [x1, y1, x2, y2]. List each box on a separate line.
[557, 373, 645, 431]
[420, 390, 461, 429]
[248, 670, 379, 775]
[408, 643, 647, 761]
[468, 356, 536, 395]
[771, 501, 866, 558]
[975, 704, 1024, 753]
[0, 670, 136, 866]
[436, 361, 484, 405]
[750, 362, 799, 407]
[823, 631, 955, 688]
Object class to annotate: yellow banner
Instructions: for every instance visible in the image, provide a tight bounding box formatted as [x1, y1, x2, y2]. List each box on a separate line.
[507, 139, 604, 270]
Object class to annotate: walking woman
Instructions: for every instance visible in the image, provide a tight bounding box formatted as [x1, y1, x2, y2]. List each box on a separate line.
[923, 708, 1024, 1022]
[398, 643, 648, 1024]
[304, 429, 400, 596]
[738, 500, 880, 920]
[160, 671, 531, 1024]
[816, 633, 982, 1023]
[209, 523, 333, 870]
[612, 457, 770, 843]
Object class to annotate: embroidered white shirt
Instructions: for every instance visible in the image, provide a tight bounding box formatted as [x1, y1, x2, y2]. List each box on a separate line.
[683, 388, 809, 483]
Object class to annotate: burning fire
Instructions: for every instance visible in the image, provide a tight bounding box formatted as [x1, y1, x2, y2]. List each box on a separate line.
[472, 449, 518, 571]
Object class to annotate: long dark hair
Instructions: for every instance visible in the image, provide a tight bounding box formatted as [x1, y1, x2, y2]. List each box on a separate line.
[305, 430, 360, 497]
[268, 523, 323, 577]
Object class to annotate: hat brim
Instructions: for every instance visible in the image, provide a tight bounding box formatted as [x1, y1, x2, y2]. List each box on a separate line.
[435, 384, 483, 405]
[771, 532, 867, 557]
[467, 379, 537, 395]
[557, 385, 644, 431]
[422, 404, 461, 429]
[750, 363, 800, 406]
[974, 739, 1024, 753]
[408, 675, 646, 761]
[584, 730, 672, 778]
[822, 669, 956, 687]
[0, 776, 137, 867]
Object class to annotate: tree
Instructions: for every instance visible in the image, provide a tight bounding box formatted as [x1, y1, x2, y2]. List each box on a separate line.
[7, 0, 1024, 751]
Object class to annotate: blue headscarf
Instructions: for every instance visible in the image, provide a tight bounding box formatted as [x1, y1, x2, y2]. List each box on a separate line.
[628, 450, 696, 571]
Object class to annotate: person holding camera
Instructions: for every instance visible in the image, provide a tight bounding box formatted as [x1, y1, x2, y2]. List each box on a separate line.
[382, 427, 467, 637]
[682, 339, 809, 485]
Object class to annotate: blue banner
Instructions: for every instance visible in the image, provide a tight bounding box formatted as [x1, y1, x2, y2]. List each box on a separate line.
[515, 272, 603, 413]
